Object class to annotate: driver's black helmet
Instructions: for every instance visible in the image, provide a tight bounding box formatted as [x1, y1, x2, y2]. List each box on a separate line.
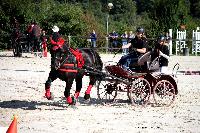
[136, 27, 145, 33]
[157, 35, 166, 42]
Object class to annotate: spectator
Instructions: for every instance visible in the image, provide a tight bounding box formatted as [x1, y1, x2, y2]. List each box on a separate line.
[128, 30, 135, 43]
[40, 30, 48, 55]
[165, 32, 172, 45]
[90, 30, 97, 48]
[121, 31, 128, 55]
[26, 22, 34, 52]
[109, 30, 119, 48]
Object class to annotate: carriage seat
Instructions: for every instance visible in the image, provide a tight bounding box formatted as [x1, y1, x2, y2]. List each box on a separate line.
[129, 51, 160, 72]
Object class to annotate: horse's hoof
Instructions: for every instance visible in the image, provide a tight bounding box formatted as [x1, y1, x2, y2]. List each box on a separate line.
[84, 99, 90, 104]
[46, 92, 54, 100]
[69, 96, 76, 105]
[84, 94, 90, 100]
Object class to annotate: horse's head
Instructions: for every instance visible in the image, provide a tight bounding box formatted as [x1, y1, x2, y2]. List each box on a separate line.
[52, 43, 71, 70]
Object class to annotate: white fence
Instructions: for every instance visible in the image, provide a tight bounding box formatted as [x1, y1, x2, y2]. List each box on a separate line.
[176, 29, 187, 55]
[174, 28, 200, 56]
[192, 28, 200, 56]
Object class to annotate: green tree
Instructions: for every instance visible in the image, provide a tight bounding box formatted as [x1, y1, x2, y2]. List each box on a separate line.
[190, 0, 200, 18]
[149, 0, 190, 37]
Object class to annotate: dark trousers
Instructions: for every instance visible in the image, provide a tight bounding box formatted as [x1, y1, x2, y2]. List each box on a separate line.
[33, 37, 41, 52]
[118, 52, 139, 68]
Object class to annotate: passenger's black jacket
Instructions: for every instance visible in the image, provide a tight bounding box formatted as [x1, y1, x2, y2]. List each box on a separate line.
[154, 43, 169, 67]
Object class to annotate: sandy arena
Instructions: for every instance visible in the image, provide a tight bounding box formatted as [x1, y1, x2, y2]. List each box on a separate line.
[0, 51, 200, 133]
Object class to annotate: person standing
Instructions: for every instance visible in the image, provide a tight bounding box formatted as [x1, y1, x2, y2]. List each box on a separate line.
[128, 30, 135, 43]
[26, 22, 34, 52]
[40, 30, 48, 57]
[165, 32, 172, 45]
[121, 31, 128, 55]
[90, 30, 97, 48]
[109, 30, 119, 48]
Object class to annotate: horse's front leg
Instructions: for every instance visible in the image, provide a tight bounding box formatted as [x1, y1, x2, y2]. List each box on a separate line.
[45, 70, 57, 100]
[84, 76, 96, 100]
[74, 75, 83, 99]
[64, 79, 75, 105]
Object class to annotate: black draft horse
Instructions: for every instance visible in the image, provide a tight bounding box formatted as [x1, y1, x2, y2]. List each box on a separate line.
[45, 44, 103, 105]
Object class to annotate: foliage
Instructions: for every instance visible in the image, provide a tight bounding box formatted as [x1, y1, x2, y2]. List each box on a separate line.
[1, 0, 200, 49]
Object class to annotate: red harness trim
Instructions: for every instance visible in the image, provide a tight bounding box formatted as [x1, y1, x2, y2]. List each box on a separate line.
[58, 48, 84, 73]
[63, 63, 76, 67]
[69, 48, 85, 68]
[59, 64, 78, 73]
[59, 69, 78, 73]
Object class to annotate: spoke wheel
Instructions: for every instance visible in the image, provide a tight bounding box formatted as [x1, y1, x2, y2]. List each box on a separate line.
[97, 78, 118, 103]
[153, 80, 175, 107]
[128, 78, 151, 106]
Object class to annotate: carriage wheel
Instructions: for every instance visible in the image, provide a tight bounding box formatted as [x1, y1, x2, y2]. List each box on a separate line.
[153, 80, 175, 107]
[97, 78, 118, 103]
[128, 78, 151, 106]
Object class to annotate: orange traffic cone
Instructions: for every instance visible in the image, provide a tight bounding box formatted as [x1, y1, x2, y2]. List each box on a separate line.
[6, 115, 18, 133]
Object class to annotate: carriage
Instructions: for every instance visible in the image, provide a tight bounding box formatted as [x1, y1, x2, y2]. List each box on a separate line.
[11, 34, 29, 57]
[84, 51, 179, 107]
[11, 33, 46, 58]
[45, 43, 178, 107]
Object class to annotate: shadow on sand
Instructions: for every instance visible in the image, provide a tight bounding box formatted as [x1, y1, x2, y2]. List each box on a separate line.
[0, 96, 132, 110]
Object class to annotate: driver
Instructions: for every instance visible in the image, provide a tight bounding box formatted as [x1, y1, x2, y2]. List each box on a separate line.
[118, 27, 148, 69]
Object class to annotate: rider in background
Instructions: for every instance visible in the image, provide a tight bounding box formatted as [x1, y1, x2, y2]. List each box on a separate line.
[118, 27, 148, 69]
[31, 22, 41, 52]
[153, 35, 170, 73]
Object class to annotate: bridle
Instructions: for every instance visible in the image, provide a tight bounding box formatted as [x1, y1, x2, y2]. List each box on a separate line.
[54, 47, 77, 71]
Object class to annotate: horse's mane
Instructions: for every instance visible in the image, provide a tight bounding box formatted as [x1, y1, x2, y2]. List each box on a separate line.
[78, 48, 103, 70]
[59, 45, 103, 70]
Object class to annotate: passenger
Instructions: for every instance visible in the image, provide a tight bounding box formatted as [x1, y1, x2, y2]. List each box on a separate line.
[153, 35, 170, 73]
[118, 27, 148, 69]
